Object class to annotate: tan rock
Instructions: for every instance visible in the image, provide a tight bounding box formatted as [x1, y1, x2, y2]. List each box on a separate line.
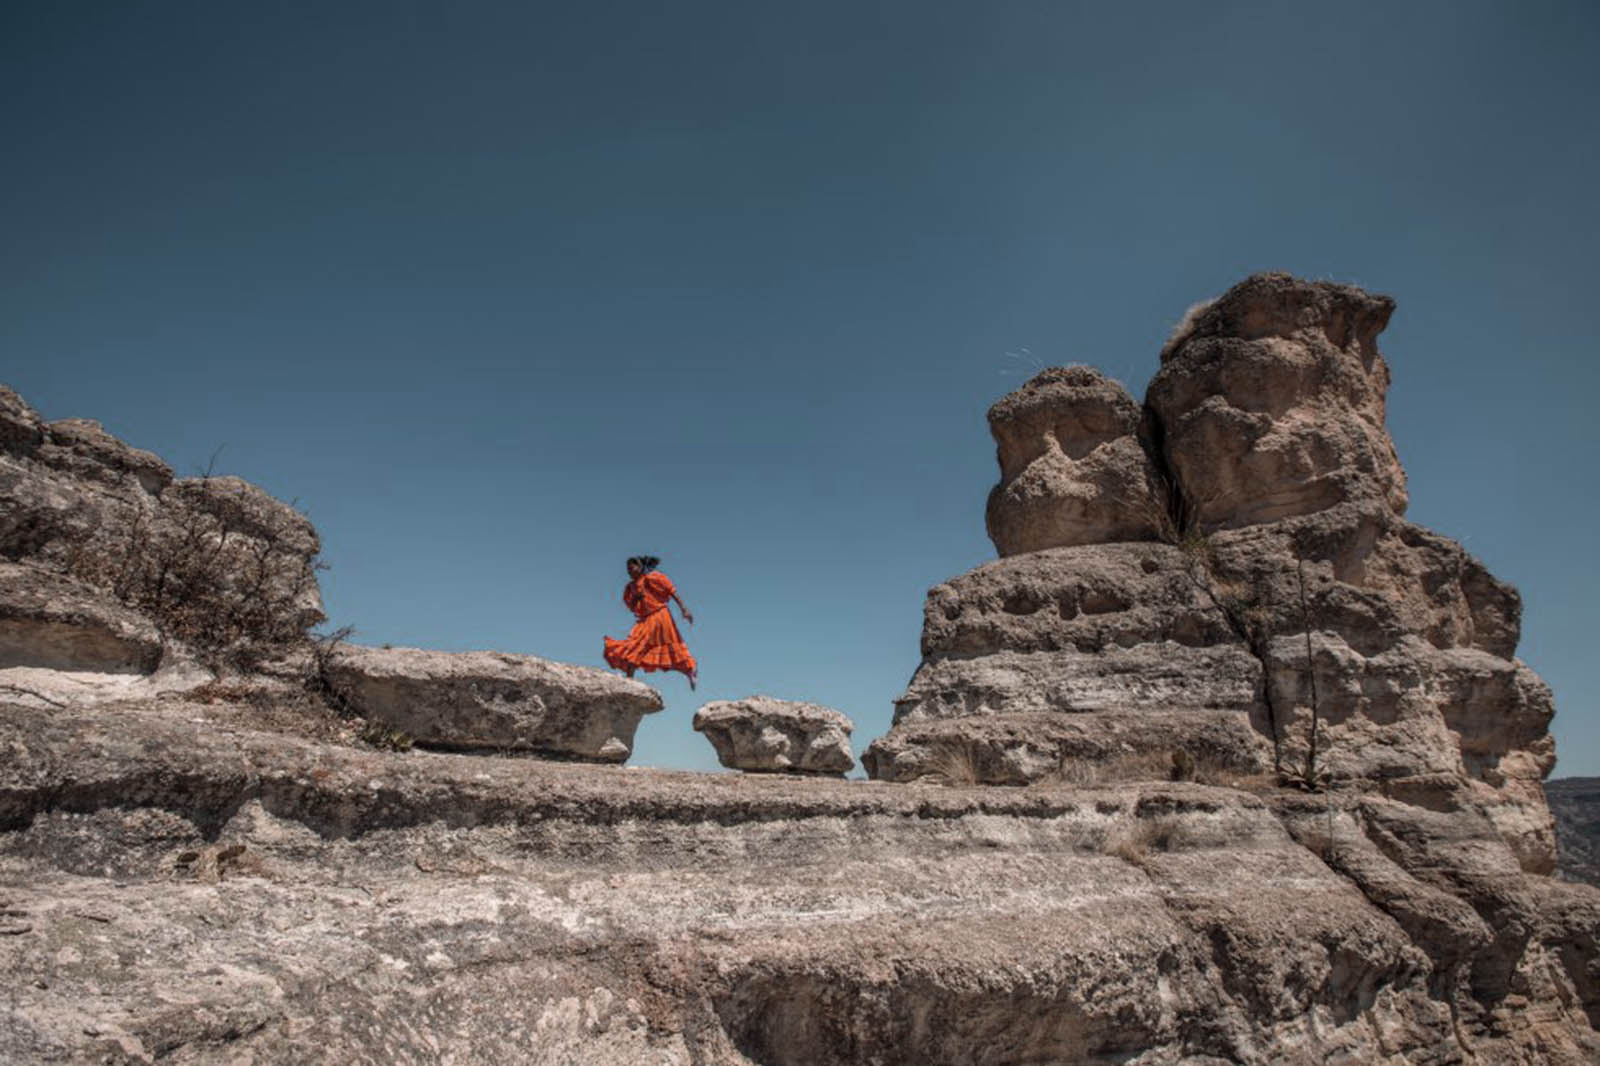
[692, 696, 855, 775]
[1147, 272, 1407, 531]
[985, 366, 1168, 555]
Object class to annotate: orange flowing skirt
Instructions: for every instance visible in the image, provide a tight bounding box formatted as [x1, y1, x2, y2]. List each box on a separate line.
[604, 608, 696, 676]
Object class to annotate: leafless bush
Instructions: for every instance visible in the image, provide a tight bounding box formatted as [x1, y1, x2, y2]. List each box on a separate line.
[61, 477, 323, 671]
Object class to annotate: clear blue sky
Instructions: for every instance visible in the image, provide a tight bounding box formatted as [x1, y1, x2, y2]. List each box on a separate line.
[5, 2, 1596, 775]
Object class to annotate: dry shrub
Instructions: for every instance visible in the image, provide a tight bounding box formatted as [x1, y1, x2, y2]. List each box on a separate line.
[1159, 298, 1217, 361]
[61, 478, 323, 671]
[916, 741, 981, 786]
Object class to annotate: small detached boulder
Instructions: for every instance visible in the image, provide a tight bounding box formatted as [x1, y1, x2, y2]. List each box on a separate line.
[693, 696, 855, 776]
[326, 645, 664, 762]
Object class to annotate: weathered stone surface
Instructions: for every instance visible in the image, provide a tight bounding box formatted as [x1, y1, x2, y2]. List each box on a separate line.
[1550, 778, 1600, 888]
[42, 417, 173, 494]
[693, 696, 855, 775]
[0, 385, 324, 655]
[878, 274, 1563, 887]
[895, 543, 1262, 725]
[0, 561, 162, 673]
[1148, 272, 1407, 531]
[863, 709, 1274, 786]
[326, 644, 664, 761]
[2, 695, 1597, 1064]
[985, 366, 1168, 555]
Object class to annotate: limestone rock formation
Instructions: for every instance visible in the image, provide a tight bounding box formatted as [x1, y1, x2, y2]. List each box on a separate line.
[985, 366, 1168, 555]
[892, 543, 1261, 724]
[883, 274, 1557, 869]
[0, 386, 324, 663]
[859, 272, 1596, 1057]
[693, 696, 855, 775]
[326, 644, 665, 761]
[1147, 272, 1408, 531]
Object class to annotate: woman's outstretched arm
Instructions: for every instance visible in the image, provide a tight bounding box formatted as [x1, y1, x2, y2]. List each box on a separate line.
[671, 590, 694, 625]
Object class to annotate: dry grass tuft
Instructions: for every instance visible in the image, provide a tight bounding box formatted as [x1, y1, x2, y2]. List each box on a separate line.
[916, 741, 981, 786]
[1159, 298, 1217, 361]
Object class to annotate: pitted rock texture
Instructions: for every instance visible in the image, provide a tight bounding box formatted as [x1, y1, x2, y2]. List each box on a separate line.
[1147, 272, 1407, 531]
[895, 543, 1261, 724]
[326, 644, 664, 761]
[693, 696, 855, 775]
[0, 385, 324, 660]
[878, 274, 1562, 886]
[985, 366, 1168, 555]
[2, 695, 1597, 1065]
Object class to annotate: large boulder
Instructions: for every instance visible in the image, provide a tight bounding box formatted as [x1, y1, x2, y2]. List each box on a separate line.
[985, 366, 1169, 555]
[1147, 273, 1407, 531]
[325, 644, 664, 762]
[692, 696, 855, 775]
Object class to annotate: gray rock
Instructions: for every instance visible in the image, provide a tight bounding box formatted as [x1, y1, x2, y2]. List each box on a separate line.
[692, 697, 855, 775]
[325, 644, 664, 761]
[0, 561, 162, 673]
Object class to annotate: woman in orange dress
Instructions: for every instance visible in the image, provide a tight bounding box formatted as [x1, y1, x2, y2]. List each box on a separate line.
[603, 555, 698, 689]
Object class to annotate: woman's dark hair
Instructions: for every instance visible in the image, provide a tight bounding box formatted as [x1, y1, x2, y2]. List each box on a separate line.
[627, 555, 661, 571]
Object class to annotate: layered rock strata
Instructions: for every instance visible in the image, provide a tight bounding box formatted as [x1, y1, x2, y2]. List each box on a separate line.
[3, 695, 1597, 1064]
[326, 644, 664, 761]
[860, 272, 1596, 1057]
[879, 274, 1558, 869]
[693, 696, 856, 775]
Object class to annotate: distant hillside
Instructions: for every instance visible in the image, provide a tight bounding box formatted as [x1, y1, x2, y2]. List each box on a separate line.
[1549, 777, 1600, 886]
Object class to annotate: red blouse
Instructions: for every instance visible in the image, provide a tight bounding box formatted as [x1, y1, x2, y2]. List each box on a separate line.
[622, 571, 676, 620]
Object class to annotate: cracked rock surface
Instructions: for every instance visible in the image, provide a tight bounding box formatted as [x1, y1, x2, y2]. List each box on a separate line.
[4, 694, 1598, 1065]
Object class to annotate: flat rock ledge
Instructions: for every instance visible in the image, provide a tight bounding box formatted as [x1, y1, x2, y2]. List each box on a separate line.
[326, 644, 663, 762]
[693, 696, 855, 775]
